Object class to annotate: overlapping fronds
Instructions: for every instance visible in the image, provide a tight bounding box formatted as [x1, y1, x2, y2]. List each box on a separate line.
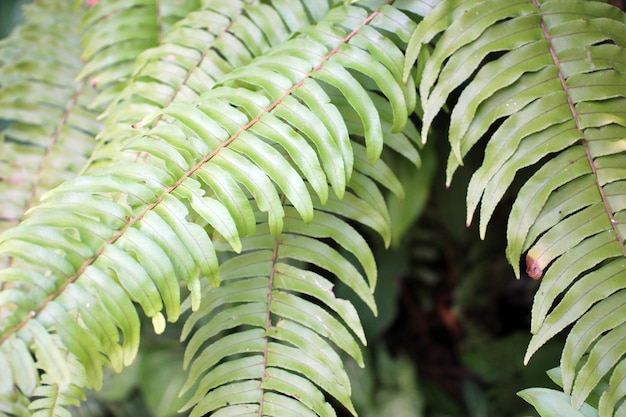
[77, 0, 202, 110]
[405, 0, 626, 414]
[88, 0, 342, 170]
[0, 0, 99, 240]
[0, 1, 421, 414]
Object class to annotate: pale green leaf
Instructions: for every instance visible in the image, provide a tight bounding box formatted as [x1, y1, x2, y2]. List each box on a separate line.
[80, 265, 140, 367]
[182, 276, 269, 337]
[277, 234, 376, 314]
[334, 44, 408, 132]
[506, 147, 590, 277]
[193, 164, 256, 237]
[233, 131, 314, 223]
[182, 329, 266, 400]
[518, 388, 597, 417]
[117, 227, 181, 322]
[270, 95, 342, 200]
[138, 210, 199, 305]
[530, 232, 621, 334]
[187, 355, 263, 401]
[210, 149, 285, 236]
[561, 290, 626, 393]
[262, 367, 337, 417]
[526, 259, 626, 363]
[313, 61, 383, 164]
[266, 342, 355, 416]
[155, 194, 219, 286]
[270, 293, 364, 366]
[260, 392, 318, 417]
[571, 322, 626, 408]
[94, 243, 163, 320]
[188, 380, 261, 417]
[316, 191, 391, 248]
[4, 337, 37, 396]
[293, 77, 353, 180]
[598, 359, 626, 417]
[37, 301, 103, 390]
[175, 178, 242, 253]
[0, 351, 13, 395]
[282, 207, 376, 291]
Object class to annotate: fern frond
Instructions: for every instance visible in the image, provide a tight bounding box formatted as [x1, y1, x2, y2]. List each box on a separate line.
[77, 0, 202, 110]
[0, 1, 416, 413]
[86, 0, 342, 173]
[179, 200, 376, 416]
[405, 0, 626, 414]
[0, 0, 100, 237]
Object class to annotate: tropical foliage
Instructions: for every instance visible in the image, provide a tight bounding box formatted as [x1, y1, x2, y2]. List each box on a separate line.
[0, 0, 625, 416]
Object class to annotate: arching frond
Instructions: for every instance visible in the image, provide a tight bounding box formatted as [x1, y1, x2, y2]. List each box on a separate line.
[0, 0, 99, 243]
[88, 0, 342, 170]
[405, 0, 626, 414]
[179, 201, 375, 417]
[0, 1, 417, 414]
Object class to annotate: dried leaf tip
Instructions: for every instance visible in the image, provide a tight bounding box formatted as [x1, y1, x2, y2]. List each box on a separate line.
[525, 255, 542, 280]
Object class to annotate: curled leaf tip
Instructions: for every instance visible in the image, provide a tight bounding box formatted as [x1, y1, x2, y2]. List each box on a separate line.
[525, 255, 542, 280]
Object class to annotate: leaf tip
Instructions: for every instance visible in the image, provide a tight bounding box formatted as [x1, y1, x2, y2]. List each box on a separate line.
[525, 255, 543, 280]
[152, 312, 166, 335]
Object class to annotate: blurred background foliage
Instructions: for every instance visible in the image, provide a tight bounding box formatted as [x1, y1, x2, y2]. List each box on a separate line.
[0, 1, 570, 416]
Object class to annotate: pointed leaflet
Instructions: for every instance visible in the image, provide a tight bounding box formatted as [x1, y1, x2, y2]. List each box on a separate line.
[518, 388, 598, 417]
[173, 177, 242, 253]
[94, 243, 163, 323]
[571, 322, 626, 409]
[530, 232, 622, 335]
[193, 163, 256, 237]
[55, 283, 122, 369]
[270, 292, 364, 366]
[262, 367, 338, 417]
[2, 337, 37, 396]
[507, 147, 591, 277]
[261, 231, 376, 313]
[182, 355, 264, 406]
[80, 265, 140, 367]
[416, 1, 539, 142]
[266, 320, 356, 415]
[561, 290, 626, 394]
[116, 226, 181, 322]
[526, 259, 626, 363]
[282, 207, 376, 294]
[273, 262, 366, 346]
[36, 301, 104, 390]
[446, 67, 561, 183]
[312, 60, 383, 165]
[138, 209, 201, 311]
[598, 359, 626, 417]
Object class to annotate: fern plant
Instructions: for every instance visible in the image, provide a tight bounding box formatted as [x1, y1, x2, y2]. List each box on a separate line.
[0, 0, 625, 416]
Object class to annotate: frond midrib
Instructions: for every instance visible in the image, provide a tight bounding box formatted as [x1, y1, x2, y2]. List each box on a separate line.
[0, 4, 386, 347]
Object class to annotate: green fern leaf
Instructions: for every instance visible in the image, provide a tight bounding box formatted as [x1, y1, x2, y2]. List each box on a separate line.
[406, 0, 626, 415]
[0, 2, 415, 415]
[77, 0, 202, 109]
[518, 388, 598, 417]
[89, 0, 339, 169]
[179, 200, 373, 416]
[0, 0, 100, 237]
